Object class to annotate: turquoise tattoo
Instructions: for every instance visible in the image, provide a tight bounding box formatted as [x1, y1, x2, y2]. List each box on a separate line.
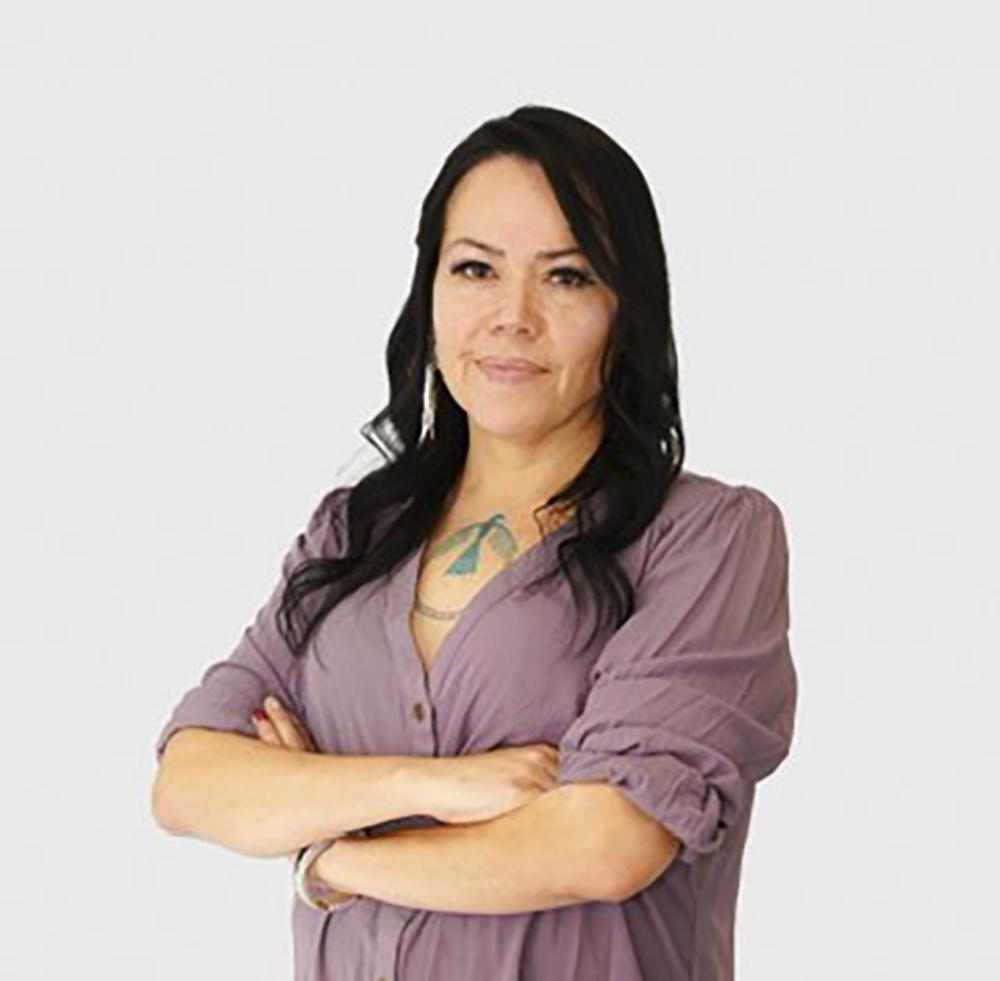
[426, 512, 518, 575]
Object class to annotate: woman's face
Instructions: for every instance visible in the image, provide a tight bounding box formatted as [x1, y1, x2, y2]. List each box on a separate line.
[431, 155, 618, 445]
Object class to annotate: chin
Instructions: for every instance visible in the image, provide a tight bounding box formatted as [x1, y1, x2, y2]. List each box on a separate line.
[467, 411, 549, 441]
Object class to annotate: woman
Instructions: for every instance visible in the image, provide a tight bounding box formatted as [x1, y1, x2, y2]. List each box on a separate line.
[152, 104, 797, 981]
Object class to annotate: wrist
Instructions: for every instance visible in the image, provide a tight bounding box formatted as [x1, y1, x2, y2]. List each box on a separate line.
[313, 837, 348, 891]
[391, 754, 450, 819]
[299, 837, 359, 911]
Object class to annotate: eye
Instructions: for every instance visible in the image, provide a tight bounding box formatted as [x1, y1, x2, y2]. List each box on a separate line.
[449, 260, 595, 288]
[550, 266, 596, 288]
[450, 259, 492, 280]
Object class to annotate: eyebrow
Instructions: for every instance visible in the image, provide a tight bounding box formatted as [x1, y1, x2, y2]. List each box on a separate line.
[444, 237, 585, 260]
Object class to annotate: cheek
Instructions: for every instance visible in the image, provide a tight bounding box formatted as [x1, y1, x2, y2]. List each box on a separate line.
[551, 354, 603, 405]
[432, 280, 458, 322]
[432, 282, 479, 351]
[553, 314, 611, 391]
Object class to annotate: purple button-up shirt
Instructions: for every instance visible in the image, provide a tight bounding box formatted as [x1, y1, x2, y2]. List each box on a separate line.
[155, 467, 797, 981]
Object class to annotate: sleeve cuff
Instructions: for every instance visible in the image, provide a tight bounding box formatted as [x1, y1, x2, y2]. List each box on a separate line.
[557, 746, 733, 866]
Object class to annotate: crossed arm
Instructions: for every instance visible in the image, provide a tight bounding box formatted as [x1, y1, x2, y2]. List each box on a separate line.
[312, 778, 679, 914]
[249, 698, 684, 914]
[154, 727, 680, 915]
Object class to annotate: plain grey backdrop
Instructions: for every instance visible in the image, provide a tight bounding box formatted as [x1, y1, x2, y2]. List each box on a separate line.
[3, 2, 997, 978]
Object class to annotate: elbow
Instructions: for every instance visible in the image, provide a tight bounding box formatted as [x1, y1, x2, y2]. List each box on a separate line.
[149, 730, 223, 841]
[608, 834, 680, 901]
[151, 775, 183, 835]
[151, 733, 192, 834]
[552, 782, 665, 903]
[564, 783, 681, 903]
[148, 729, 279, 857]
[607, 823, 681, 901]
[593, 830, 680, 903]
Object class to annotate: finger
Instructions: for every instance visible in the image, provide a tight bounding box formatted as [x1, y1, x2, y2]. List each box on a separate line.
[534, 744, 561, 774]
[279, 702, 319, 752]
[264, 695, 310, 751]
[538, 748, 560, 781]
[266, 694, 319, 752]
[251, 714, 283, 747]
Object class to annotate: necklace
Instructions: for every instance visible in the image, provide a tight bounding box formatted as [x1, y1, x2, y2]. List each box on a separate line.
[412, 508, 513, 622]
[412, 594, 464, 621]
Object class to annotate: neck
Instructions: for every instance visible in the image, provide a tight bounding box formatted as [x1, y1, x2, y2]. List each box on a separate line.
[457, 403, 603, 514]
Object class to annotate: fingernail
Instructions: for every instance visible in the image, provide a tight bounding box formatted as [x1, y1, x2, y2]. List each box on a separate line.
[252, 709, 266, 721]
[265, 695, 279, 710]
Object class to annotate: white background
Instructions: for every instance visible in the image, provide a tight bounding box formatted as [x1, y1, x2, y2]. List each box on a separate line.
[2, 2, 997, 978]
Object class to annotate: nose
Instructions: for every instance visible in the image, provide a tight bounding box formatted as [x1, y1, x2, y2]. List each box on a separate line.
[492, 275, 541, 336]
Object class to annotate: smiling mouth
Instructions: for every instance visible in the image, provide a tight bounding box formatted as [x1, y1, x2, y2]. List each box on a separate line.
[476, 356, 547, 372]
[475, 359, 548, 383]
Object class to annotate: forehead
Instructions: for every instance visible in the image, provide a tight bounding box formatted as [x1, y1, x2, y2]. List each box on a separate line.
[442, 157, 574, 246]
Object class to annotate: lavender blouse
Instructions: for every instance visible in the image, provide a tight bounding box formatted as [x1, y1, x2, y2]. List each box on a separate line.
[155, 468, 797, 981]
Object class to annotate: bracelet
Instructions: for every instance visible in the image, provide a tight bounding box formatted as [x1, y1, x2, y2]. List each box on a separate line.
[293, 834, 350, 911]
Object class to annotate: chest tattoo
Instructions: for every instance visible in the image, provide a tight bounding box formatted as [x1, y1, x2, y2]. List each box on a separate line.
[426, 511, 519, 576]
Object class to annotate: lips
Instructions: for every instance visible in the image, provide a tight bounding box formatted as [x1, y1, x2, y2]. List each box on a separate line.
[476, 356, 546, 372]
[475, 356, 548, 385]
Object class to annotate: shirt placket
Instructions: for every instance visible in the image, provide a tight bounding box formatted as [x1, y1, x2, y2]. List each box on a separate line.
[372, 903, 415, 981]
[372, 528, 568, 980]
[363, 556, 438, 981]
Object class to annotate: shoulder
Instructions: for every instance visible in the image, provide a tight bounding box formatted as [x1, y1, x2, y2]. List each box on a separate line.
[645, 468, 787, 562]
[658, 467, 784, 524]
[301, 483, 355, 558]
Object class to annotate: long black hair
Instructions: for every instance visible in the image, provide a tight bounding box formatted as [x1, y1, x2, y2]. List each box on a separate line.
[279, 104, 685, 659]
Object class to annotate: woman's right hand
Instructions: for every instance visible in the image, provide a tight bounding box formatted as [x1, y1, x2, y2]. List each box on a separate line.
[427, 743, 563, 825]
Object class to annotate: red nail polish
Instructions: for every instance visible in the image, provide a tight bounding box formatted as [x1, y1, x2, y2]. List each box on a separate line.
[252, 709, 266, 721]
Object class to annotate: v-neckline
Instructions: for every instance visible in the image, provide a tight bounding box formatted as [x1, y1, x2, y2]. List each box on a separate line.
[388, 511, 579, 692]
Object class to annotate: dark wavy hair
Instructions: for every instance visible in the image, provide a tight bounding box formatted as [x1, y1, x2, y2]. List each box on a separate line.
[279, 103, 685, 660]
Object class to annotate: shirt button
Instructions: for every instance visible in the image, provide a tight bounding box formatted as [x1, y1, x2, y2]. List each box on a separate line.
[412, 700, 425, 722]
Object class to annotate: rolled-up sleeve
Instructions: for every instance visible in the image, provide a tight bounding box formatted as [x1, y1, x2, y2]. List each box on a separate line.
[556, 484, 797, 865]
[154, 485, 350, 763]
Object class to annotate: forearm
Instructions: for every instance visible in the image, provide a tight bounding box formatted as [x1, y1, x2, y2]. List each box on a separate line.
[153, 728, 437, 857]
[314, 783, 614, 914]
